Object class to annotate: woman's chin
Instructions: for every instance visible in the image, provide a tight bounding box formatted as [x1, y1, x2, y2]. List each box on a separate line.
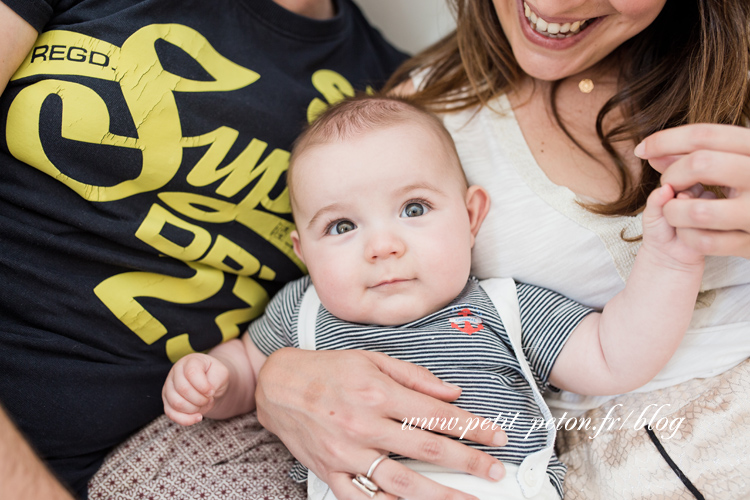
[514, 54, 602, 84]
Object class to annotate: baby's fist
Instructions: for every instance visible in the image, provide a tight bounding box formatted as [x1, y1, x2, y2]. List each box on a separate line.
[642, 184, 704, 267]
[162, 353, 230, 426]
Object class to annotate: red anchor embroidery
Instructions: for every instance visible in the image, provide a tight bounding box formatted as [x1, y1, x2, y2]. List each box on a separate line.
[450, 308, 484, 335]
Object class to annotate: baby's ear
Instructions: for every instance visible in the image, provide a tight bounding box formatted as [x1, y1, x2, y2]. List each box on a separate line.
[291, 230, 306, 264]
[465, 185, 491, 247]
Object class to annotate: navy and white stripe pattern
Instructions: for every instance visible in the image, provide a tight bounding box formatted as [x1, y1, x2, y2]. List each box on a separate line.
[248, 276, 593, 496]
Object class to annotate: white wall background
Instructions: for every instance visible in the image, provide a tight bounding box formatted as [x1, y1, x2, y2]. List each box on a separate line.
[355, 0, 456, 55]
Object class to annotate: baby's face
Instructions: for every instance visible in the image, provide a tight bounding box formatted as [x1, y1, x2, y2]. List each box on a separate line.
[290, 122, 488, 325]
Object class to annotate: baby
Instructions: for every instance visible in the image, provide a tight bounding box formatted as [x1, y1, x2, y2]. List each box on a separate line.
[161, 95, 704, 500]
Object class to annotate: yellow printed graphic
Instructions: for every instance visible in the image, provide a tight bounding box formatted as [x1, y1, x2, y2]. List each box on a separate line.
[7, 81, 142, 201]
[211, 277, 271, 347]
[6, 25, 356, 360]
[156, 190, 304, 270]
[8, 27, 259, 201]
[94, 260, 269, 363]
[135, 203, 214, 261]
[12, 31, 122, 82]
[166, 275, 268, 362]
[306, 69, 376, 123]
[306, 69, 356, 123]
[166, 335, 201, 363]
[93, 261, 224, 346]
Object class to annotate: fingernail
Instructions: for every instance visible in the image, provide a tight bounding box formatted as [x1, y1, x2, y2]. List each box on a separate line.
[489, 463, 505, 481]
[443, 381, 462, 391]
[634, 141, 645, 158]
[492, 432, 507, 446]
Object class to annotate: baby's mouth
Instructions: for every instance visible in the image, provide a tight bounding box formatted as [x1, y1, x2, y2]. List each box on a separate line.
[523, 2, 596, 39]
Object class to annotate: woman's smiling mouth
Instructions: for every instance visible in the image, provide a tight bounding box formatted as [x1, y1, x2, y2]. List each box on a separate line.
[523, 2, 593, 38]
[520, 1, 602, 48]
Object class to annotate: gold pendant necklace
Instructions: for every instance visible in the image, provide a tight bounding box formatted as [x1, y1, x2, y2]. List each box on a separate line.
[578, 78, 594, 93]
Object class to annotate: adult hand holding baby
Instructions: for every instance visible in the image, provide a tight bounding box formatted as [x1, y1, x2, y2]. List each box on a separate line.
[256, 348, 507, 500]
[635, 123, 750, 259]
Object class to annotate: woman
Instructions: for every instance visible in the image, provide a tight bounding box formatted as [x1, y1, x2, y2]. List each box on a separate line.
[257, 0, 750, 498]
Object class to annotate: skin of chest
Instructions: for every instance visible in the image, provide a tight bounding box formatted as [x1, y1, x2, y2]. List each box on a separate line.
[509, 75, 643, 203]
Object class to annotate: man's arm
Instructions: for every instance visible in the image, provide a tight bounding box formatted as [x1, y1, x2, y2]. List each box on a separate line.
[0, 1, 37, 95]
[0, 5, 65, 498]
[0, 404, 75, 500]
[550, 185, 705, 395]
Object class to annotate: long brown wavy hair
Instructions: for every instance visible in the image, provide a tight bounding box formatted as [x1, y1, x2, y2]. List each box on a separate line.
[385, 0, 750, 216]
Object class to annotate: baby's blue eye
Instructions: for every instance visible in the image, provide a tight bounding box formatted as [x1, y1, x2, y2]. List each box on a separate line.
[401, 202, 428, 218]
[328, 220, 356, 235]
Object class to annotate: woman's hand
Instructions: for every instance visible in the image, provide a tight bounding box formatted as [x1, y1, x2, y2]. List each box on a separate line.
[256, 348, 507, 500]
[634, 123, 750, 259]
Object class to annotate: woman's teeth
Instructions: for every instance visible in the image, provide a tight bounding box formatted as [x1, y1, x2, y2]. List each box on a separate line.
[523, 2, 589, 38]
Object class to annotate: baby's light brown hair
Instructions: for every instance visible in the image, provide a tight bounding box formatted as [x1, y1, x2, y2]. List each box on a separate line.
[287, 94, 466, 212]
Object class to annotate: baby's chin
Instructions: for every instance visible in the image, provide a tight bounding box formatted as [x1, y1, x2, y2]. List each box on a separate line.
[333, 298, 453, 327]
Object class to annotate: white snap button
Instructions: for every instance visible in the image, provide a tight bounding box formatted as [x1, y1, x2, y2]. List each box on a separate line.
[524, 469, 537, 486]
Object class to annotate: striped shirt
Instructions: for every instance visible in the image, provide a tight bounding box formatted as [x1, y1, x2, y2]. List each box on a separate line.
[248, 276, 593, 496]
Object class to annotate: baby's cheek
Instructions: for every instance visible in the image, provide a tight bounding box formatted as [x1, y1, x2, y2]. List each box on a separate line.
[319, 281, 364, 323]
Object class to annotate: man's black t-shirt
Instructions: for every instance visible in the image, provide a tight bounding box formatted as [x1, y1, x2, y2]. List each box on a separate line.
[0, 0, 406, 495]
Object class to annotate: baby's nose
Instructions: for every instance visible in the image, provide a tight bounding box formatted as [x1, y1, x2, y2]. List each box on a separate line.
[366, 230, 406, 261]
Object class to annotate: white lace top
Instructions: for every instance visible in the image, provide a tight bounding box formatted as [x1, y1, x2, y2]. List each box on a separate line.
[441, 94, 750, 412]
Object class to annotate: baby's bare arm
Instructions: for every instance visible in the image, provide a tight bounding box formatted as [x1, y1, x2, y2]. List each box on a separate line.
[201, 334, 268, 419]
[550, 185, 705, 395]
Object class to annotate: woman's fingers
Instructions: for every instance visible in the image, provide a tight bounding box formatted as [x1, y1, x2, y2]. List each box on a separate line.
[256, 348, 507, 499]
[326, 456, 483, 500]
[672, 228, 750, 259]
[383, 388, 507, 446]
[635, 124, 750, 161]
[663, 197, 749, 232]
[354, 417, 505, 483]
[369, 457, 478, 500]
[632, 125, 750, 259]
[327, 471, 399, 500]
[657, 151, 750, 192]
[644, 154, 684, 174]
[365, 350, 464, 403]
[674, 184, 715, 200]
[367, 351, 506, 446]
[662, 192, 750, 258]
[311, 357, 506, 480]
[327, 353, 507, 479]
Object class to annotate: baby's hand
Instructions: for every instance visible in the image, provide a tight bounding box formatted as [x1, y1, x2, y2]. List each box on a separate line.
[642, 184, 705, 268]
[162, 353, 230, 426]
